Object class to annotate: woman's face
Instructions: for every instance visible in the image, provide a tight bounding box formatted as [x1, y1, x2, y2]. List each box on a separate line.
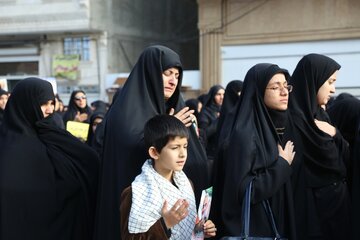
[0, 94, 8, 110]
[92, 117, 103, 133]
[40, 100, 55, 118]
[264, 73, 290, 111]
[317, 70, 337, 106]
[74, 92, 87, 109]
[162, 67, 179, 100]
[214, 88, 225, 106]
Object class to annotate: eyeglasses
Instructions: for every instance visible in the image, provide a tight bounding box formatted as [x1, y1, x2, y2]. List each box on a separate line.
[74, 96, 87, 101]
[266, 85, 293, 93]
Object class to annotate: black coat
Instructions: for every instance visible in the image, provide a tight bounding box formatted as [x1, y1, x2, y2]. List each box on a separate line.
[0, 78, 99, 240]
[94, 45, 209, 240]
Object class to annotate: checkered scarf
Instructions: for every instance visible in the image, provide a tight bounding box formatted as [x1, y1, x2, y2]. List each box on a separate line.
[129, 159, 197, 239]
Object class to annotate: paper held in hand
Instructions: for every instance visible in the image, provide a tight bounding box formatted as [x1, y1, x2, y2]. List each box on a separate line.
[191, 186, 213, 240]
[66, 121, 89, 142]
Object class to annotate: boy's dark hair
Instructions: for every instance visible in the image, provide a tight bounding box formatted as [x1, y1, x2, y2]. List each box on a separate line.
[144, 115, 189, 152]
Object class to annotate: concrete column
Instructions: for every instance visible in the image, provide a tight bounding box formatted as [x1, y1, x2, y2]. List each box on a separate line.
[198, 0, 223, 92]
[199, 29, 222, 91]
[96, 32, 108, 101]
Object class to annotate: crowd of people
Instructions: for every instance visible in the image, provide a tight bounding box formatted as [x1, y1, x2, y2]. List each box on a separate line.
[0, 45, 359, 240]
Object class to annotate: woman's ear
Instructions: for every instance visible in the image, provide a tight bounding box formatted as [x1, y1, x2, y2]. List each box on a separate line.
[148, 146, 159, 160]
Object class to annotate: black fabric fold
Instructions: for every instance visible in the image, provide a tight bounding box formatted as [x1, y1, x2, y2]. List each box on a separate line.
[36, 116, 99, 239]
[0, 78, 99, 240]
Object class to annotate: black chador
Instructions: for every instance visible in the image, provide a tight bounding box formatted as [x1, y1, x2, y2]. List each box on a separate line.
[211, 64, 296, 239]
[0, 78, 99, 240]
[288, 54, 351, 240]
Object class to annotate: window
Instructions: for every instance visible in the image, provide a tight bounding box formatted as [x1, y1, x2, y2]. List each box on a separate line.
[63, 37, 90, 61]
[0, 62, 38, 76]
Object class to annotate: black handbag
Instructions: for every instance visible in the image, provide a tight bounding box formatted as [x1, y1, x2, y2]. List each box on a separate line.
[221, 181, 288, 240]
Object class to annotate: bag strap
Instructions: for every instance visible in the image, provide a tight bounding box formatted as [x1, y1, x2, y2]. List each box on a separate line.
[262, 200, 281, 239]
[241, 180, 282, 239]
[241, 180, 252, 238]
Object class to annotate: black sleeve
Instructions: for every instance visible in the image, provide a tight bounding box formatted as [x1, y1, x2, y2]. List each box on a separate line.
[251, 157, 292, 204]
[333, 129, 351, 170]
[198, 110, 219, 141]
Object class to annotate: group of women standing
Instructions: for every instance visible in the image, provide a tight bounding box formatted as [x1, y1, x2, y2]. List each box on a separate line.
[211, 53, 353, 240]
[0, 44, 357, 240]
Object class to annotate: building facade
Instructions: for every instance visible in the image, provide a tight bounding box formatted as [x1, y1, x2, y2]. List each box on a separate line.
[0, 0, 199, 103]
[198, 0, 360, 96]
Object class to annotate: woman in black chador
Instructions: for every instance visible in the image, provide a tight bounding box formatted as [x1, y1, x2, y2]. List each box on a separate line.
[94, 45, 209, 240]
[0, 78, 99, 240]
[327, 95, 360, 240]
[288, 53, 351, 240]
[215, 80, 243, 142]
[63, 90, 92, 125]
[211, 80, 243, 209]
[85, 111, 105, 157]
[211, 63, 296, 239]
[198, 84, 225, 161]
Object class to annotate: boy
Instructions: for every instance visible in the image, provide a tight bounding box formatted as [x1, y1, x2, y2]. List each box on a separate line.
[120, 115, 216, 239]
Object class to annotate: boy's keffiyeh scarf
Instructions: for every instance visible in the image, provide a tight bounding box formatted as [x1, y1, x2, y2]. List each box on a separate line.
[129, 159, 197, 239]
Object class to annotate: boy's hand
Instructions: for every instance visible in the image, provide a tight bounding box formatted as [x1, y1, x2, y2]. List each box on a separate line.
[204, 220, 217, 238]
[169, 107, 195, 127]
[161, 199, 189, 229]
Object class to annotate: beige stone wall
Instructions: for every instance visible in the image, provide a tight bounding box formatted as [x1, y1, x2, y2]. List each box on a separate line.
[0, 1, 90, 34]
[198, 0, 360, 90]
